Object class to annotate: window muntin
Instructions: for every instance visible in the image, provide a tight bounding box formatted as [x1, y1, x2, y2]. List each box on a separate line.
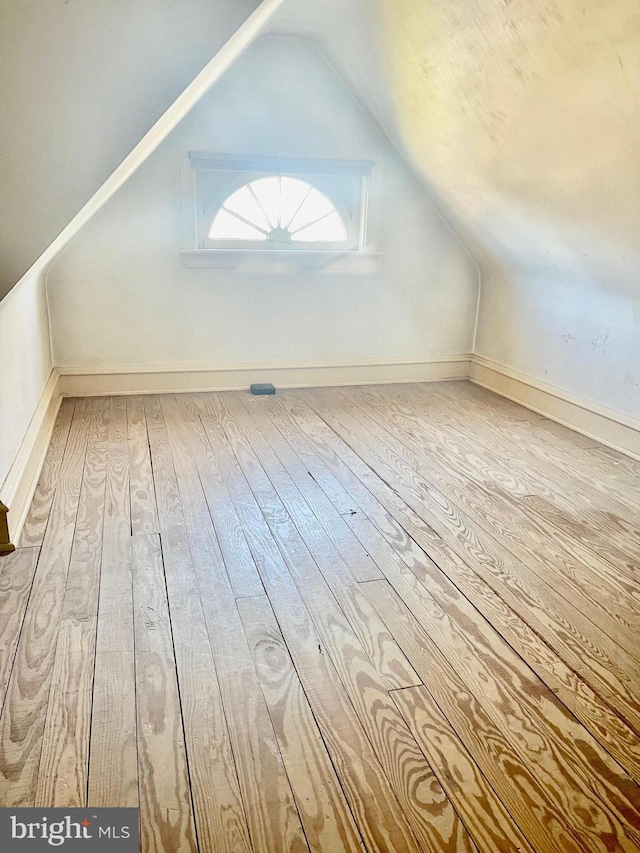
[209, 177, 348, 246]
[187, 153, 375, 257]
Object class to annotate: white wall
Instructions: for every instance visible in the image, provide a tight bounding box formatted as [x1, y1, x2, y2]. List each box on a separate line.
[0, 270, 53, 502]
[308, 0, 640, 421]
[389, 0, 640, 421]
[476, 255, 640, 421]
[47, 37, 478, 372]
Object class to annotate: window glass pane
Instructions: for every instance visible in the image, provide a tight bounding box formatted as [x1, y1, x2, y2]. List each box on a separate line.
[210, 209, 268, 240]
[288, 188, 336, 233]
[248, 177, 281, 228]
[209, 177, 348, 244]
[280, 177, 313, 229]
[222, 186, 271, 232]
[291, 211, 348, 242]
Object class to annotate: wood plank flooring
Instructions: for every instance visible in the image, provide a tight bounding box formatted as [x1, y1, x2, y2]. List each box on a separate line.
[2, 381, 640, 852]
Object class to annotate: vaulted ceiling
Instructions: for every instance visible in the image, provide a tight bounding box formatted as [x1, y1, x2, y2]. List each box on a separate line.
[277, 0, 640, 294]
[2, 0, 639, 302]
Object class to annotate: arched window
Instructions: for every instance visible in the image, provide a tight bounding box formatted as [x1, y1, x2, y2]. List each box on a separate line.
[182, 153, 377, 269]
[209, 177, 348, 245]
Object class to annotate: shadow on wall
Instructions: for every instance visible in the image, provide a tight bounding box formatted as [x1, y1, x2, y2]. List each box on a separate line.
[371, 0, 640, 417]
[0, 0, 263, 296]
[476, 251, 640, 421]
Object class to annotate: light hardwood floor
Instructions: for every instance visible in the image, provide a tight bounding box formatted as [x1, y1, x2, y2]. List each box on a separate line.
[1, 382, 639, 852]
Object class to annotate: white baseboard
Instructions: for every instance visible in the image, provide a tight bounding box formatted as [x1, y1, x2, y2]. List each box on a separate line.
[4, 353, 639, 549]
[57, 355, 471, 396]
[470, 355, 640, 461]
[2, 357, 466, 547]
[1, 369, 62, 544]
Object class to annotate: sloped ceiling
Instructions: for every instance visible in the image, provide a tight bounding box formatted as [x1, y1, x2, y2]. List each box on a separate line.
[275, 0, 640, 294]
[0, 0, 260, 296]
[3, 0, 638, 307]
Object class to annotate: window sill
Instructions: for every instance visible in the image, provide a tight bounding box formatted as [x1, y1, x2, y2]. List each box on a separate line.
[180, 249, 380, 274]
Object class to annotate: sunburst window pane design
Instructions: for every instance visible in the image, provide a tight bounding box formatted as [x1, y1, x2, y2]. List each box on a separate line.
[291, 212, 347, 242]
[249, 177, 281, 228]
[287, 190, 335, 233]
[209, 177, 348, 243]
[279, 178, 312, 230]
[209, 209, 268, 240]
[222, 185, 272, 233]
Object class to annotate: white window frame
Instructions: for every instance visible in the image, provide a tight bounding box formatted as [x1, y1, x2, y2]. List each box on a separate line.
[180, 152, 380, 273]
